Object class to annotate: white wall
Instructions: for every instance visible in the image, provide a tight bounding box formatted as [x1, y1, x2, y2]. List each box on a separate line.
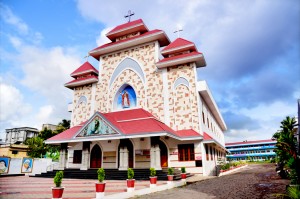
[6, 158, 54, 175]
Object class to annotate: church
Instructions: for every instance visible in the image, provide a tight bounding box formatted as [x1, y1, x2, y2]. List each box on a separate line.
[45, 18, 227, 176]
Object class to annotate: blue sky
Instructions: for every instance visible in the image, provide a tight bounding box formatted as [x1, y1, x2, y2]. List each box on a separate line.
[0, 0, 299, 142]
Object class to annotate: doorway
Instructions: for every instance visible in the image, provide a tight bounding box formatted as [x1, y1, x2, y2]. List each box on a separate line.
[90, 144, 102, 168]
[118, 139, 134, 168]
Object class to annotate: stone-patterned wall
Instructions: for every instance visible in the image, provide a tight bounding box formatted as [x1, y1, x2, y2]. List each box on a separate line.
[72, 85, 92, 126]
[167, 64, 200, 132]
[94, 42, 165, 121]
[174, 84, 192, 130]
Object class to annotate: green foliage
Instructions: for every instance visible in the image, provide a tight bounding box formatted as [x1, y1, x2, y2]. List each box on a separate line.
[221, 163, 230, 170]
[273, 116, 299, 184]
[275, 186, 300, 199]
[97, 168, 105, 182]
[181, 167, 186, 173]
[168, 167, 174, 175]
[150, 168, 156, 177]
[55, 119, 71, 134]
[54, 171, 64, 187]
[25, 137, 47, 158]
[127, 168, 134, 179]
[25, 119, 70, 160]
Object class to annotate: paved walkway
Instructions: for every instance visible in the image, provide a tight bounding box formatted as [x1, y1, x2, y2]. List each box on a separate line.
[0, 165, 252, 199]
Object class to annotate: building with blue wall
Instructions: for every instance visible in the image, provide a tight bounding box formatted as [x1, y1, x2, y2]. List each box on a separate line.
[226, 139, 276, 161]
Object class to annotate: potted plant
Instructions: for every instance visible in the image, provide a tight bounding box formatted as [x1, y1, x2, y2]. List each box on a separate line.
[149, 167, 157, 187]
[167, 167, 174, 181]
[95, 168, 105, 199]
[127, 168, 135, 192]
[181, 167, 187, 179]
[52, 171, 64, 199]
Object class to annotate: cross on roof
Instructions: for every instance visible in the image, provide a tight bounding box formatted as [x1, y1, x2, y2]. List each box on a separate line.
[125, 10, 135, 22]
[174, 27, 183, 38]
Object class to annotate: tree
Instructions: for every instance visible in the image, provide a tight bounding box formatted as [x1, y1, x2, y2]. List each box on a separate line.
[55, 119, 70, 134]
[25, 137, 47, 158]
[25, 119, 70, 160]
[273, 116, 299, 184]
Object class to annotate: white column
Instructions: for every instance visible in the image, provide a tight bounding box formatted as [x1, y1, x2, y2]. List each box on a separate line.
[155, 145, 161, 170]
[150, 146, 156, 168]
[119, 148, 124, 170]
[80, 148, 89, 170]
[123, 147, 129, 169]
[58, 148, 66, 170]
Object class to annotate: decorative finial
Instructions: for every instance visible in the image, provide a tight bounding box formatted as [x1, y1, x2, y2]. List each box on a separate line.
[125, 10, 135, 22]
[174, 27, 183, 38]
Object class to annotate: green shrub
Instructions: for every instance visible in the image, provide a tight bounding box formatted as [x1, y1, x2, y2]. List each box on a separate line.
[54, 171, 64, 187]
[97, 168, 105, 183]
[150, 167, 156, 177]
[168, 167, 174, 175]
[127, 168, 134, 179]
[181, 167, 186, 173]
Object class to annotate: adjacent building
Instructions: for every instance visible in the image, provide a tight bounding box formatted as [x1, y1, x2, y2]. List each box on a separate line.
[5, 127, 39, 144]
[226, 139, 276, 161]
[45, 19, 227, 176]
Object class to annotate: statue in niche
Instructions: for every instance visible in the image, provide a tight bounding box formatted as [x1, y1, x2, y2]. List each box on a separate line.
[122, 90, 130, 108]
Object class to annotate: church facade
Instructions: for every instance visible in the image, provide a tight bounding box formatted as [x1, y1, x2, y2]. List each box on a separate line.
[45, 19, 227, 176]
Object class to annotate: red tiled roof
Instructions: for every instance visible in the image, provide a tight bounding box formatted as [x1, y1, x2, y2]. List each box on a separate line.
[70, 62, 98, 77]
[162, 38, 196, 54]
[106, 19, 148, 40]
[64, 75, 98, 89]
[47, 125, 82, 141]
[91, 29, 162, 52]
[46, 108, 203, 142]
[89, 29, 170, 60]
[203, 132, 214, 141]
[226, 139, 276, 146]
[157, 51, 202, 63]
[176, 129, 201, 137]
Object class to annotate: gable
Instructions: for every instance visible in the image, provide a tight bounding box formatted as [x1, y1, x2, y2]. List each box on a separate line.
[76, 112, 121, 137]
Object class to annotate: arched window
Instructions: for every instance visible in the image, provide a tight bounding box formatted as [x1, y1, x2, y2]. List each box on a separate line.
[114, 85, 137, 110]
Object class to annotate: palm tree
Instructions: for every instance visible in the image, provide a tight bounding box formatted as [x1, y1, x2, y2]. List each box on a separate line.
[273, 116, 299, 184]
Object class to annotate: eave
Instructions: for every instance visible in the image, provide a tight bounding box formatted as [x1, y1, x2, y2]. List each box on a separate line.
[156, 53, 206, 69]
[89, 30, 170, 60]
[197, 81, 227, 131]
[64, 77, 98, 89]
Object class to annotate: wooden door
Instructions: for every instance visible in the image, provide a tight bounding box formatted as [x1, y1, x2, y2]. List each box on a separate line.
[90, 145, 102, 168]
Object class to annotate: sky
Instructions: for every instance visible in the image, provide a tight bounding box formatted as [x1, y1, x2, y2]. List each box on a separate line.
[0, 0, 299, 143]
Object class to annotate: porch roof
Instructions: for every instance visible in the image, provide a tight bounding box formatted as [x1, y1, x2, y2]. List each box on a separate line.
[45, 108, 203, 144]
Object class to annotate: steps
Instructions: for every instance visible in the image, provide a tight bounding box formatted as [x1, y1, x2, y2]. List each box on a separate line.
[32, 168, 193, 181]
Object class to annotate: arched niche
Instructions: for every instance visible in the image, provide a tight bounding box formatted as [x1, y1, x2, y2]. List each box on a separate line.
[113, 84, 137, 110]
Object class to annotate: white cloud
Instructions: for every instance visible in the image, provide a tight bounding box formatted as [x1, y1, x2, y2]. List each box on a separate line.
[96, 27, 113, 46]
[0, 82, 31, 121]
[35, 105, 54, 124]
[8, 35, 22, 48]
[0, 3, 29, 34]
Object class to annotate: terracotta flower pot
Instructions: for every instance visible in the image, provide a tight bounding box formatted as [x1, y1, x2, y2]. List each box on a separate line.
[52, 187, 64, 199]
[95, 182, 106, 192]
[167, 175, 174, 181]
[150, 176, 157, 184]
[181, 173, 187, 179]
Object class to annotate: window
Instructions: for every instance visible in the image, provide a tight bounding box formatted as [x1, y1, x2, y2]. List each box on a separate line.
[73, 150, 82, 164]
[207, 118, 210, 128]
[12, 150, 18, 154]
[202, 112, 205, 124]
[210, 146, 213, 160]
[205, 145, 209, 161]
[178, 144, 195, 161]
